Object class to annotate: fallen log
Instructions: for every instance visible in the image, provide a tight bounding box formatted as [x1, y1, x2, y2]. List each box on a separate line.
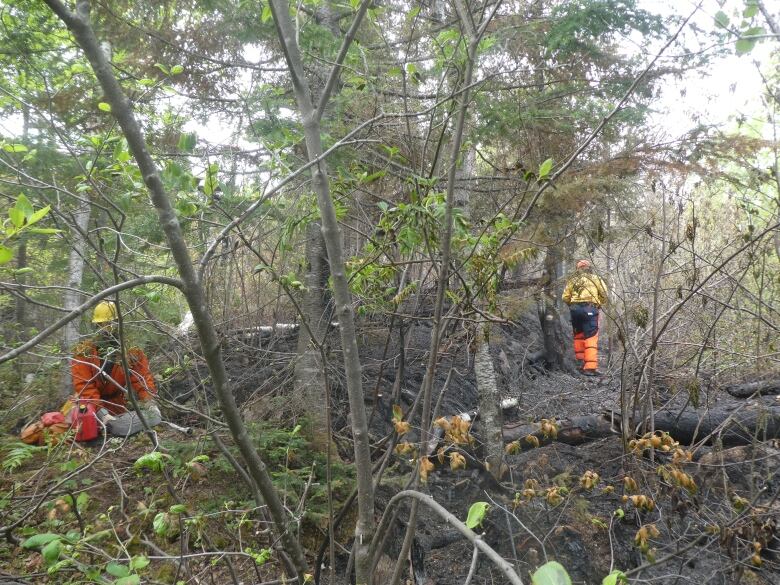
[501, 396, 780, 449]
[502, 413, 617, 446]
[724, 379, 780, 399]
[651, 395, 780, 445]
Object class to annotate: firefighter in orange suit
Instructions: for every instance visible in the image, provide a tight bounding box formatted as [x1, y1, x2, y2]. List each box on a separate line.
[562, 260, 608, 376]
[67, 300, 161, 435]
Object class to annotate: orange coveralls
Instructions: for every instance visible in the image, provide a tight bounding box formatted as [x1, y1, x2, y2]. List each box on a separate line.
[70, 342, 157, 415]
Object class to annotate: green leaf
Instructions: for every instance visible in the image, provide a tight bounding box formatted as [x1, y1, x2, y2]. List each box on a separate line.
[743, 26, 766, 37]
[169, 504, 187, 515]
[134, 451, 167, 472]
[465, 501, 489, 529]
[531, 561, 572, 585]
[361, 170, 386, 183]
[98, 102, 112, 112]
[175, 199, 199, 217]
[106, 562, 130, 578]
[154, 63, 170, 75]
[538, 158, 554, 179]
[153, 512, 170, 536]
[735, 37, 757, 54]
[16, 194, 33, 218]
[2, 143, 28, 153]
[22, 533, 61, 550]
[76, 492, 90, 514]
[27, 205, 51, 225]
[261, 3, 272, 22]
[714, 11, 729, 28]
[178, 132, 197, 153]
[9, 206, 24, 228]
[116, 576, 141, 585]
[614, 508, 625, 519]
[743, 2, 758, 18]
[602, 570, 628, 585]
[170, 64, 184, 75]
[130, 555, 150, 571]
[41, 539, 62, 565]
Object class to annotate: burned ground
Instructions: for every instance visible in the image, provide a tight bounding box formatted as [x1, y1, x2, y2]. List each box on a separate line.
[2, 309, 780, 584]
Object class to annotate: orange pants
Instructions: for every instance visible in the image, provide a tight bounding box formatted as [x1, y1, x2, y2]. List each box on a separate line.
[573, 332, 598, 371]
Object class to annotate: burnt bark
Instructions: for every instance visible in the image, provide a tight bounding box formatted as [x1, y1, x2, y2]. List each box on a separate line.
[537, 294, 576, 372]
[650, 395, 780, 445]
[501, 395, 780, 449]
[503, 414, 616, 446]
[724, 379, 780, 399]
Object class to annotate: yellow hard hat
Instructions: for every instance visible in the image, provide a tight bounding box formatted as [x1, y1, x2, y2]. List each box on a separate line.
[92, 301, 118, 324]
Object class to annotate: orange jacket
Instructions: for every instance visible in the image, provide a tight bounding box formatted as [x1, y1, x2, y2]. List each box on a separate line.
[70, 341, 156, 415]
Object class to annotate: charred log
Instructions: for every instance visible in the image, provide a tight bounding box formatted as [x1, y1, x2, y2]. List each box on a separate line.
[503, 414, 617, 446]
[650, 395, 780, 445]
[502, 396, 780, 449]
[724, 379, 780, 399]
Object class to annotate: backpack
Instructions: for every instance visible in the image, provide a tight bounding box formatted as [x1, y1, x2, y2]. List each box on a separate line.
[20, 411, 70, 446]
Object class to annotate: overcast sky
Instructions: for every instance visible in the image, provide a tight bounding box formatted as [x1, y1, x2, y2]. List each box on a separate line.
[638, 0, 777, 138]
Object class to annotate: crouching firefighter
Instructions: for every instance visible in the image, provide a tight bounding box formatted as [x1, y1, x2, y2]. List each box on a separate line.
[562, 260, 608, 376]
[22, 301, 162, 445]
[66, 300, 162, 438]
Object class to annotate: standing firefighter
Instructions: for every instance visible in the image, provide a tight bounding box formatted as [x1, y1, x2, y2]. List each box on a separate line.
[68, 300, 161, 436]
[562, 260, 608, 376]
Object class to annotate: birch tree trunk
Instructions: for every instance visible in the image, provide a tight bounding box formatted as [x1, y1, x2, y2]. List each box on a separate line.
[475, 330, 504, 479]
[59, 201, 92, 400]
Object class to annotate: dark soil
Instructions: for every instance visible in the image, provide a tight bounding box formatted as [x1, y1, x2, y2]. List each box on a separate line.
[5, 305, 780, 585]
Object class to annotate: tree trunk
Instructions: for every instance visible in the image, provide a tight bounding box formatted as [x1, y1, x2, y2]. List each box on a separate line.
[539, 246, 573, 371]
[293, 221, 331, 438]
[537, 293, 573, 371]
[266, 2, 375, 582]
[475, 330, 504, 479]
[59, 201, 92, 401]
[649, 395, 780, 445]
[13, 239, 28, 388]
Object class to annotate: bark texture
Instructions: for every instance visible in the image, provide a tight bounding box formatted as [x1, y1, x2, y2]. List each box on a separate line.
[475, 332, 504, 479]
[60, 201, 92, 400]
[724, 379, 780, 399]
[293, 221, 330, 436]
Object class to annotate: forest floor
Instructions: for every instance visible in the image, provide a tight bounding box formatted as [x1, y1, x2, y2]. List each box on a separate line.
[1, 314, 780, 584]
